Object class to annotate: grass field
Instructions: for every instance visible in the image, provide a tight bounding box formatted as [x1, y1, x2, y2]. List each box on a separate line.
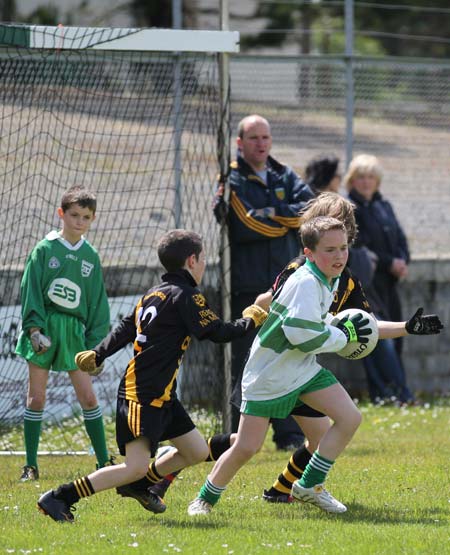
[1, 402, 449, 555]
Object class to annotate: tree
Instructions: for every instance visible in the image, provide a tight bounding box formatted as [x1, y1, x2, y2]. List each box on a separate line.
[25, 4, 59, 26]
[1, 0, 16, 22]
[129, 0, 196, 29]
[241, 2, 324, 54]
[239, 0, 450, 58]
[354, 0, 450, 58]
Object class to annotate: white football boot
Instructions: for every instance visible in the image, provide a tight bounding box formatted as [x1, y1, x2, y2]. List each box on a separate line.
[187, 497, 213, 516]
[291, 481, 347, 513]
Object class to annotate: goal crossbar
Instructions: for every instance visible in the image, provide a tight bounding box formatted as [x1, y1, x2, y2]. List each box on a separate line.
[0, 24, 240, 53]
[0, 20, 236, 453]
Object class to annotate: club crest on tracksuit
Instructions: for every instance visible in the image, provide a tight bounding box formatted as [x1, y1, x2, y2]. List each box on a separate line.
[192, 293, 206, 307]
[275, 187, 285, 200]
[48, 256, 60, 269]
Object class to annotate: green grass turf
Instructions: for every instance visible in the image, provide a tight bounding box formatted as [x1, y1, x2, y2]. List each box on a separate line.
[0, 402, 449, 555]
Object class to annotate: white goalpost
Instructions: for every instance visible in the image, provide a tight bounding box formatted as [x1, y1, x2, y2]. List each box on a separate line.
[14, 26, 239, 52]
[0, 23, 238, 455]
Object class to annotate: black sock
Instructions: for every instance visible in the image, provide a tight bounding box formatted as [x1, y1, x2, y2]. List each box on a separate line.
[54, 476, 95, 505]
[205, 433, 232, 461]
[127, 460, 164, 490]
[266, 444, 312, 496]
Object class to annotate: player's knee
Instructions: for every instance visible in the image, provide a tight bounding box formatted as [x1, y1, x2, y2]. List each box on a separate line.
[233, 441, 260, 461]
[347, 407, 362, 433]
[184, 445, 210, 466]
[127, 460, 150, 480]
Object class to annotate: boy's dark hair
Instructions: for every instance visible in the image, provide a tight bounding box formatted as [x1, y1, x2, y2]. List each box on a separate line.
[301, 216, 347, 251]
[61, 186, 97, 213]
[157, 229, 203, 272]
[305, 155, 339, 193]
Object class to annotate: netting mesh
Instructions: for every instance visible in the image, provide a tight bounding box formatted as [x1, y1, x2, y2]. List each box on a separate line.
[0, 42, 227, 452]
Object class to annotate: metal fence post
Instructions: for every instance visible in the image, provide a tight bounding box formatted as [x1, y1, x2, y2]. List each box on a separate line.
[345, 0, 354, 169]
[173, 0, 183, 227]
[219, 0, 232, 433]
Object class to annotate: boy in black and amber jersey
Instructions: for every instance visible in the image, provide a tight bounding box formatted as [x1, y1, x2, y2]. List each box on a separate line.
[37, 229, 267, 523]
[255, 194, 442, 505]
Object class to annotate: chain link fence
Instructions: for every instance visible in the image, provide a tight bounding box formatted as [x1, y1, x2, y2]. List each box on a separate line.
[0, 45, 227, 452]
[230, 55, 450, 259]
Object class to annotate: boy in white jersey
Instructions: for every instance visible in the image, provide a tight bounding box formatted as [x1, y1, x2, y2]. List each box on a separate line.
[15, 186, 112, 481]
[188, 216, 373, 515]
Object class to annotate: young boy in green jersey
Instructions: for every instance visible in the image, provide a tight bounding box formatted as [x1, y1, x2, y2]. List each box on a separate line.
[15, 186, 112, 481]
[188, 216, 373, 516]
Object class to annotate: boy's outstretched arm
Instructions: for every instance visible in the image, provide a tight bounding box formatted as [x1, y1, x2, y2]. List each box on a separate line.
[204, 305, 268, 343]
[75, 311, 136, 374]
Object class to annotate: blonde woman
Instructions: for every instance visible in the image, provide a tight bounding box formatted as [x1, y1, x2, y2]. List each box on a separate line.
[344, 154, 412, 403]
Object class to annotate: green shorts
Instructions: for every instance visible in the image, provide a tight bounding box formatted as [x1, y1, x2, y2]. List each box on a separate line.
[15, 311, 87, 372]
[241, 368, 338, 419]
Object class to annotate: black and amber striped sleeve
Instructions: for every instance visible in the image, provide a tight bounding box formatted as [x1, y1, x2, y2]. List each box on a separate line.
[177, 288, 253, 342]
[229, 190, 289, 239]
[272, 214, 302, 228]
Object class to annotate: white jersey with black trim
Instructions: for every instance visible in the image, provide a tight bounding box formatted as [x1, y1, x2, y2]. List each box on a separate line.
[241, 260, 348, 402]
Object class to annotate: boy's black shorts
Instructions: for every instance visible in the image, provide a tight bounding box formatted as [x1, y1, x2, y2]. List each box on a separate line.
[290, 404, 325, 418]
[115, 397, 196, 457]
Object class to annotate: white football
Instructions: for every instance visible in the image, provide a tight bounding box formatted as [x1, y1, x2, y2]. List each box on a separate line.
[332, 308, 379, 360]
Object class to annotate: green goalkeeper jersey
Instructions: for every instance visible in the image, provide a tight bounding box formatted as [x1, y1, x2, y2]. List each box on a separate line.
[19, 230, 110, 349]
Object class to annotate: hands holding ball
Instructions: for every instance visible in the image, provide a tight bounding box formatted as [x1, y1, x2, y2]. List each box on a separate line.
[333, 309, 379, 360]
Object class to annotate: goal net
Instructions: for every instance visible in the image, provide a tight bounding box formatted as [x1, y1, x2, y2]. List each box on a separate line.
[0, 24, 238, 455]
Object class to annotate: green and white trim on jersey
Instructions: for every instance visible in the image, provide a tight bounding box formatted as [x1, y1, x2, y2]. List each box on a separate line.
[241, 260, 348, 403]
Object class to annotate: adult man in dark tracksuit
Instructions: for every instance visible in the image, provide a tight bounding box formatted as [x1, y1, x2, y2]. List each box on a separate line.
[213, 114, 315, 447]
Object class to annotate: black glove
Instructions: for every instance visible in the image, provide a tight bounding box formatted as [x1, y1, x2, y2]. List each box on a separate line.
[336, 314, 373, 344]
[405, 308, 444, 335]
[212, 183, 228, 224]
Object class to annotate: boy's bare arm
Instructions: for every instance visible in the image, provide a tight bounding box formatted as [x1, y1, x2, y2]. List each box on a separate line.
[253, 290, 272, 312]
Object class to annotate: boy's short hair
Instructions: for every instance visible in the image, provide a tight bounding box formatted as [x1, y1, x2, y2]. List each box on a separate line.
[301, 216, 347, 251]
[157, 229, 203, 272]
[61, 186, 97, 213]
[300, 192, 357, 245]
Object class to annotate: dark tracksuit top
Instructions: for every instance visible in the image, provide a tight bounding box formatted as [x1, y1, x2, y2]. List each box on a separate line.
[214, 154, 315, 293]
